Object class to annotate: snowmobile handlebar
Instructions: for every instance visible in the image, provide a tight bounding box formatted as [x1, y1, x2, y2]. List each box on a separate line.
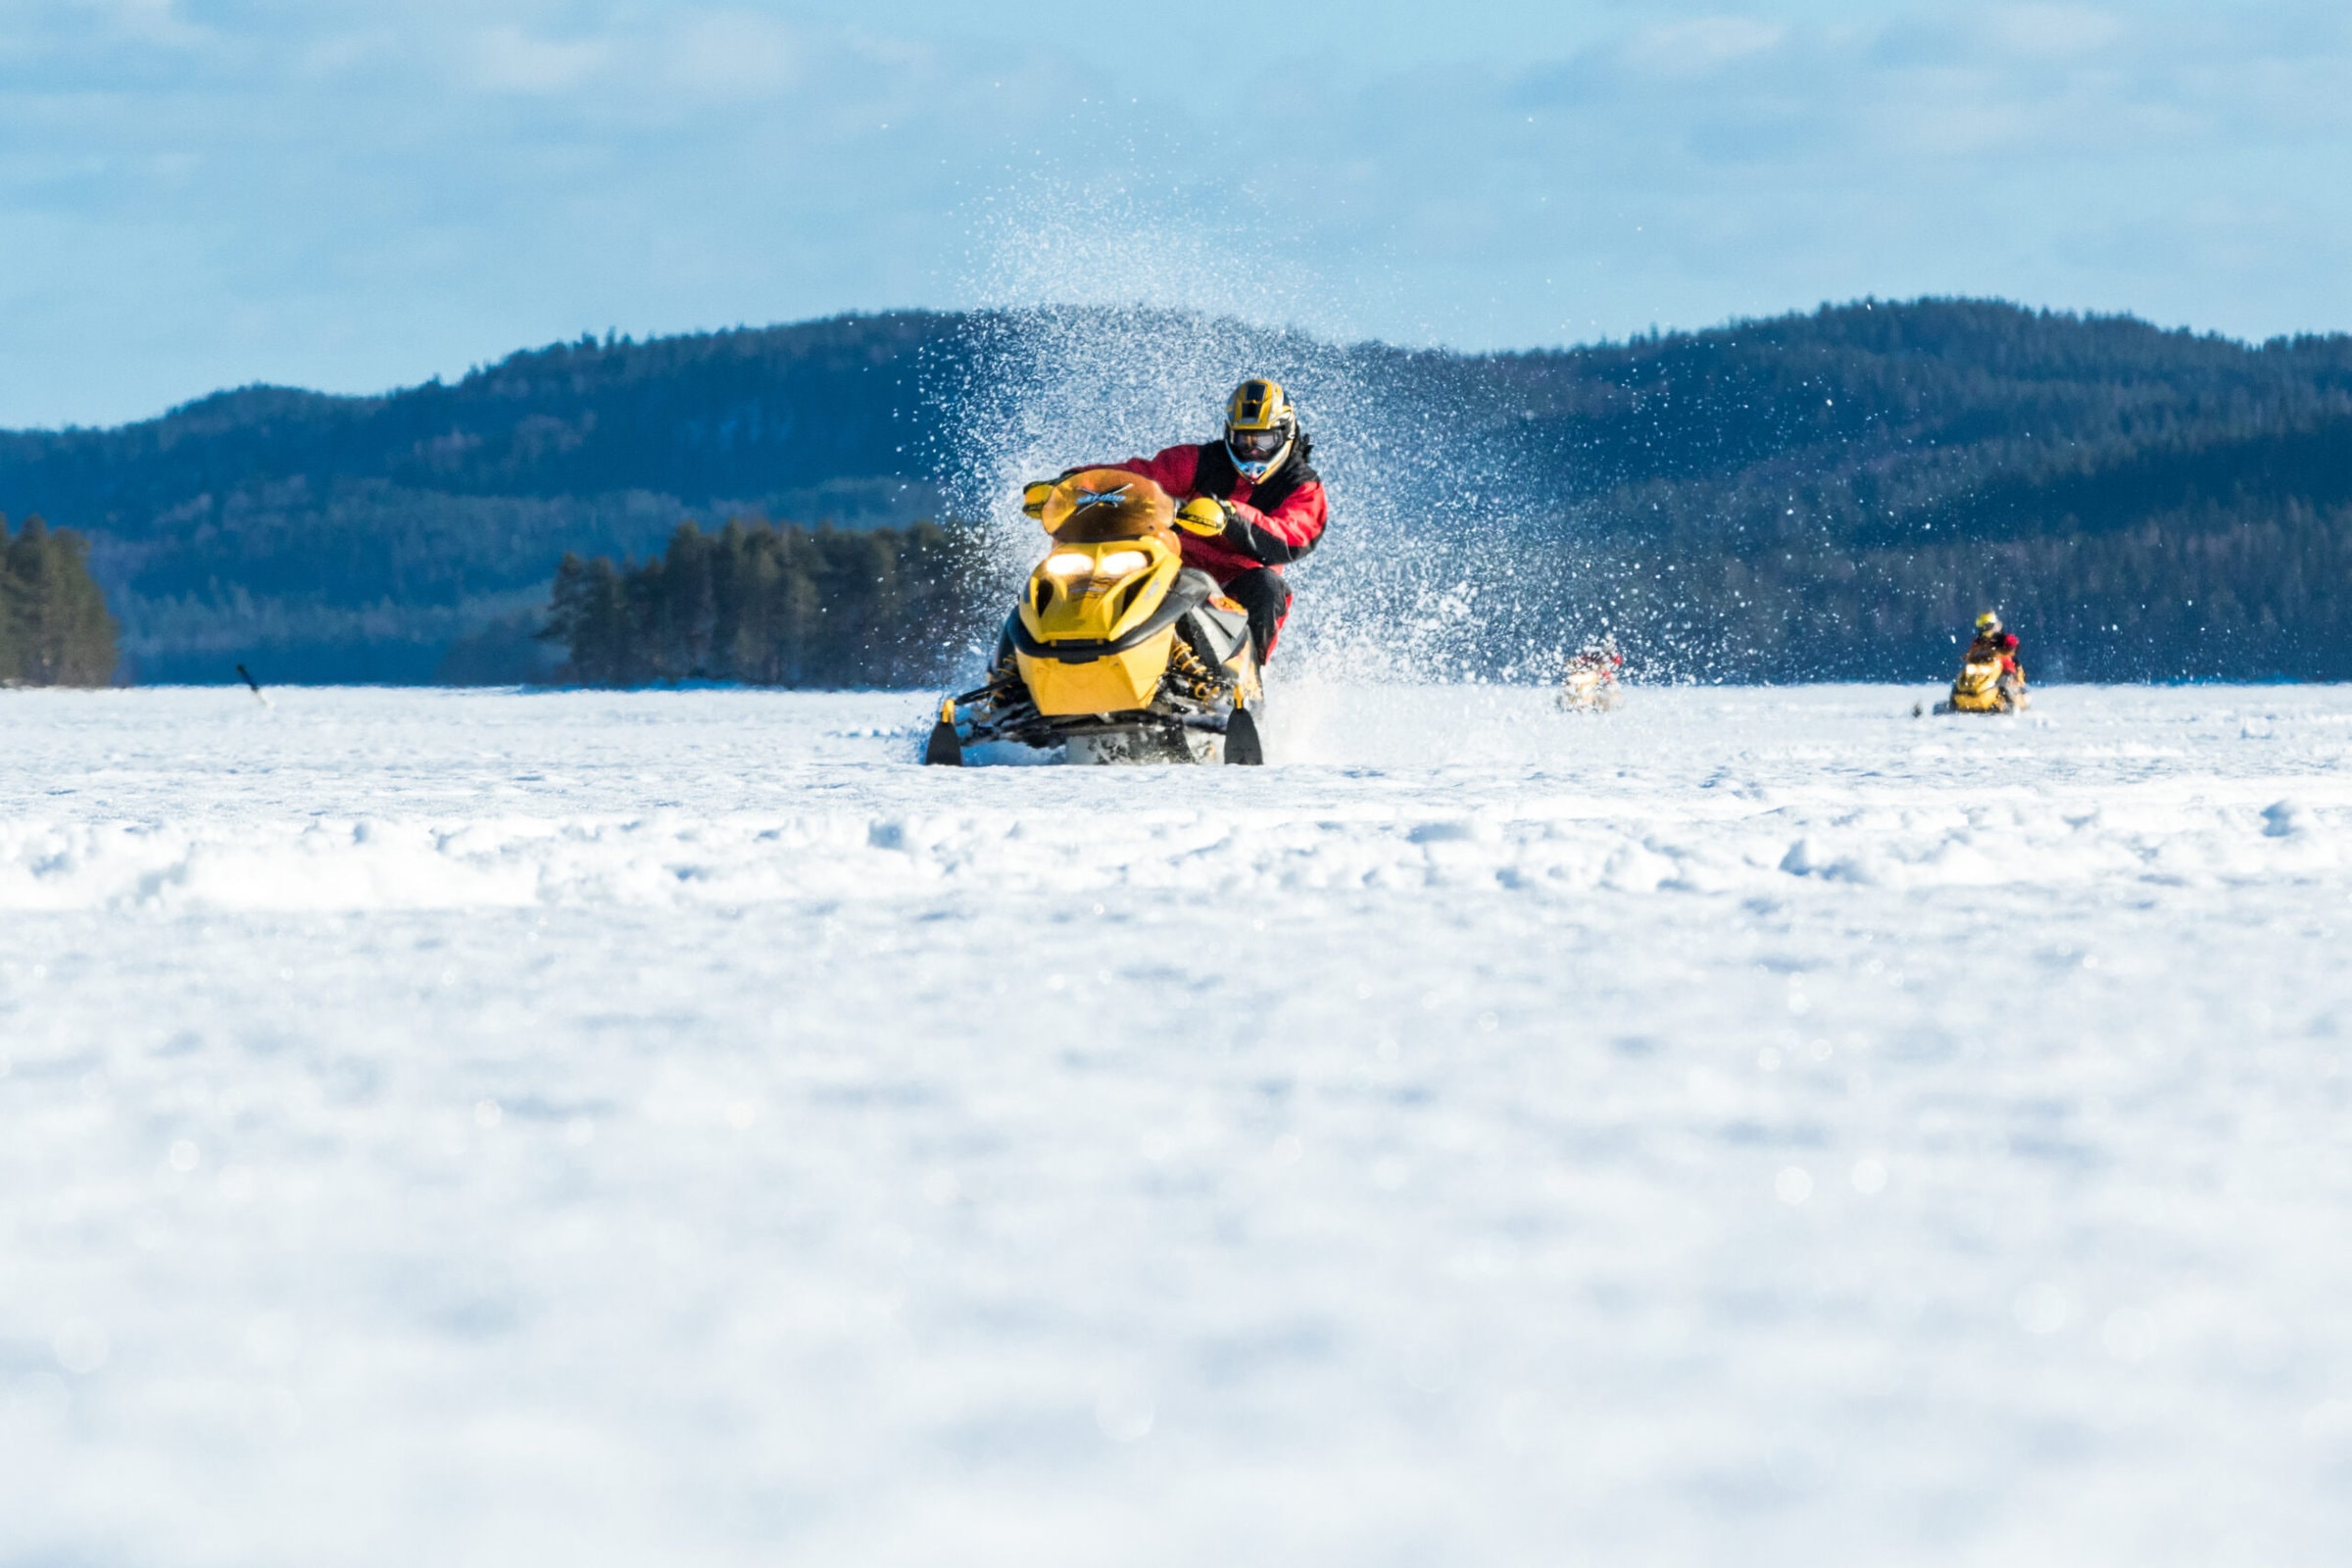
[1175, 498, 1231, 537]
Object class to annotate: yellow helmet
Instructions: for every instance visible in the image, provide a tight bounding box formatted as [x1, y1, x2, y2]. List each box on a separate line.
[1976, 611, 2002, 633]
[1224, 378, 1297, 479]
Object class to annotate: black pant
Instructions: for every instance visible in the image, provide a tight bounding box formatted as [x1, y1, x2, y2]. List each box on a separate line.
[1222, 567, 1292, 663]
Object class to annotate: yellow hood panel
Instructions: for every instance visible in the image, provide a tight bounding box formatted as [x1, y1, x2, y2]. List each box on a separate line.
[1016, 537, 1183, 647]
[1018, 633, 1177, 716]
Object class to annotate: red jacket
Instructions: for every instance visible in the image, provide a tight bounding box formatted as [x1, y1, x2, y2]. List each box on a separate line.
[1107, 441, 1329, 584]
[1967, 634, 2024, 677]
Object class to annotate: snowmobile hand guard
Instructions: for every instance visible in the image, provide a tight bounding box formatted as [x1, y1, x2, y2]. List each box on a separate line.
[1175, 497, 1233, 537]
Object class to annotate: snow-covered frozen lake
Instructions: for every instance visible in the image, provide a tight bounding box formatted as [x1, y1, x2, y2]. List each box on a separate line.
[5, 682, 2351, 1566]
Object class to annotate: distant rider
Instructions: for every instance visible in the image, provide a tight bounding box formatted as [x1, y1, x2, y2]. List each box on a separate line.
[1968, 612, 2016, 668]
[1968, 611, 2027, 697]
[1567, 635, 1624, 679]
[1063, 378, 1330, 662]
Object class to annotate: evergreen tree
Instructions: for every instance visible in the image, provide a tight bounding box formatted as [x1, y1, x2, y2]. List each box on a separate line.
[0, 514, 118, 685]
[540, 518, 983, 687]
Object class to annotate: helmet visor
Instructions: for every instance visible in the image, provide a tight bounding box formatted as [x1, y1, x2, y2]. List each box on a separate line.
[1227, 425, 1289, 464]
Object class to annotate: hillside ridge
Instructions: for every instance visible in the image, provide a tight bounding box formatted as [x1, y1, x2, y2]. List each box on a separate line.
[5, 299, 2350, 682]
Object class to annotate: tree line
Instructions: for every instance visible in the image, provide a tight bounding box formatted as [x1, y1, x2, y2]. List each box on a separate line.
[1385, 300, 2352, 681]
[540, 517, 984, 686]
[15, 298, 2352, 683]
[0, 514, 117, 685]
[1506, 494, 2352, 683]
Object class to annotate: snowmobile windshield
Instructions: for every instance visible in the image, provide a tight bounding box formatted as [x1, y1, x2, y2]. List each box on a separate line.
[1226, 426, 1289, 464]
[1041, 467, 1176, 543]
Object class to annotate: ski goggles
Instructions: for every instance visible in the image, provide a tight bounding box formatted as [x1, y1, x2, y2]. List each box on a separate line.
[1226, 425, 1289, 464]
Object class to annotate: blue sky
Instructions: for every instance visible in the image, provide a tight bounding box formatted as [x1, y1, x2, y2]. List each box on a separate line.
[3, 0, 2348, 426]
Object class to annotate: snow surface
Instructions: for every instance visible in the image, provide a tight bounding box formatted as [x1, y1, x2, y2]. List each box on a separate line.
[5, 682, 2352, 1565]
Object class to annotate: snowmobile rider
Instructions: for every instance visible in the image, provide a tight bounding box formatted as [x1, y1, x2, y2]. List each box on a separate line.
[1967, 611, 2024, 678]
[1036, 378, 1329, 662]
[1568, 634, 1624, 676]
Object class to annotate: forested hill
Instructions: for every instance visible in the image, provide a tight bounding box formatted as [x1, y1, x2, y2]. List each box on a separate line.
[1433, 302, 2352, 680]
[0, 314, 956, 682]
[6, 299, 2352, 683]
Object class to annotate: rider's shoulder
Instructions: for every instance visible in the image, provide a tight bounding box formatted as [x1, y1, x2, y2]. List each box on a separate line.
[1286, 431, 1322, 486]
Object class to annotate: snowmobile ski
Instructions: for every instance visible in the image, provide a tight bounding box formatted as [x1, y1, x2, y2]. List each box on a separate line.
[1224, 707, 1264, 765]
[922, 701, 964, 766]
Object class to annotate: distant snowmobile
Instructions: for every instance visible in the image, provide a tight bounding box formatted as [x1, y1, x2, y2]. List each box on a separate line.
[1558, 636, 1624, 713]
[1933, 612, 2029, 714]
[923, 469, 1265, 765]
[1933, 659, 2027, 715]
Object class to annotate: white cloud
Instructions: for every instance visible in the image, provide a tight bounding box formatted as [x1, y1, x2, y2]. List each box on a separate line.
[1885, 89, 2038, 157]
[1623, 17, 1787, 76]
[1984, 5, 2125, 58]
[661, 12, 799, 99]
[461, 24, 613, 95]
[65, 0, 208, 49]
[294, 25, 403, 82]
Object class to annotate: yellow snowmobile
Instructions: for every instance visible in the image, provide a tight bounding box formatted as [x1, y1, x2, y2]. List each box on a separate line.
[922, 468, 1266, 765]
[1935, 656, 2029, 714]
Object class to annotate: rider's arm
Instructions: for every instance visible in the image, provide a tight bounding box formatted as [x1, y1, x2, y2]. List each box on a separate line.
[1106, 445, 1202, 496]
[1223, 477, 1329, 565]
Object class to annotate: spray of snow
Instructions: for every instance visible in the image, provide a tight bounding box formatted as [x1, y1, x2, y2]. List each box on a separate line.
[927, 181, 1581, 687]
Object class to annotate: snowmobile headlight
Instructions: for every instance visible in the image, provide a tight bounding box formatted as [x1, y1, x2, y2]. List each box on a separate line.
[1044, 551, 1097, 576]
[1093, 550, 1150, 580]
